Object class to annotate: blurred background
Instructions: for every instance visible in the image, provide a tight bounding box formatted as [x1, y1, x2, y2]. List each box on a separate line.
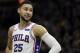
[0, 0, 80, 53]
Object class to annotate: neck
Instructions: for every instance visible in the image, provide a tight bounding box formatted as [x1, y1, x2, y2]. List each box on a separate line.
[19, 18, 31, 29]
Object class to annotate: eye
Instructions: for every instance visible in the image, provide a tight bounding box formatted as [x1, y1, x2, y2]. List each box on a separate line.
[29, 8, 32, 12]
[24, 7, 28, 11]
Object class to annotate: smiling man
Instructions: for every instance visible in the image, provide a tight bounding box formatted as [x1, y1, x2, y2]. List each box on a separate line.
[5, 0, 61, 53]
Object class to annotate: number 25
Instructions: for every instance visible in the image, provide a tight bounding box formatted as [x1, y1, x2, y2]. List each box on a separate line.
[14, 44, 23, 52]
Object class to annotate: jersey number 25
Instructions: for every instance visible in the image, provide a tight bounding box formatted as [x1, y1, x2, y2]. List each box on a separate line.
[14, 44, 23, 52]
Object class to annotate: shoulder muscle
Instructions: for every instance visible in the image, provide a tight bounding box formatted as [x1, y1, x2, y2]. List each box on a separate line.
[8, 25, 14, 35]
[32, 24, 47, 37]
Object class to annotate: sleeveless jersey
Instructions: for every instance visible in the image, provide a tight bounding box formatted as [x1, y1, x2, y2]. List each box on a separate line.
[12, 23, 40, 53]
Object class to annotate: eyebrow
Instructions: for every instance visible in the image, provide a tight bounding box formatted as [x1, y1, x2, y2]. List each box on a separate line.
[24, 7, 32, 9]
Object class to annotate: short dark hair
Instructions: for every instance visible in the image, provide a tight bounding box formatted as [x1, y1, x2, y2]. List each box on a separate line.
[19, 0, 32, 8]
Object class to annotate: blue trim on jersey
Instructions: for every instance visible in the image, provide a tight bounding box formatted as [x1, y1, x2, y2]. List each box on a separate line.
[25, 29, 30, 31]
[35, 38, 41, 53]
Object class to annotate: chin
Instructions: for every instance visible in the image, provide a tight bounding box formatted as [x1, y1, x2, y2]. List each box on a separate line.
[25, 18, 30, 21]
[21, 16, 31, 21]
[25, 19, 31, 21]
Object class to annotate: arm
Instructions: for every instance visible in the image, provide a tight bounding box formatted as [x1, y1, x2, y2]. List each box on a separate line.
[41, 32, 61, 53]
[5, 26, 14, 53]
[32, 25, 61, 53]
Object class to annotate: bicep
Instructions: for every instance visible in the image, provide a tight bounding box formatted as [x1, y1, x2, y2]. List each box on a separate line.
[6, 27, 13, 53]
[7, 30, 12, 50]
[32, 25, 47, 38]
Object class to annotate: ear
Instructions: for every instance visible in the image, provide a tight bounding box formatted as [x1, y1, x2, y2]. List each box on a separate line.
[17, 8, 20, 13]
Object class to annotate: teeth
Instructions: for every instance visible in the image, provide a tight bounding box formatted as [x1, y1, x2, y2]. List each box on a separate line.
[24, 14, 30, 17]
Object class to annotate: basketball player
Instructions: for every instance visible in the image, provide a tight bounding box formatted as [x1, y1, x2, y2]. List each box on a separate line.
[6, 1, 61, 53]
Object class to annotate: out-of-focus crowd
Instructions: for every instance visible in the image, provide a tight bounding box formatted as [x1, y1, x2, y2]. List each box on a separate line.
[0, 0, 80, 53]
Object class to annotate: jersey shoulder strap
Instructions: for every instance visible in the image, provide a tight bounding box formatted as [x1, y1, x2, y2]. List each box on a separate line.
[27, 22, 35, 29]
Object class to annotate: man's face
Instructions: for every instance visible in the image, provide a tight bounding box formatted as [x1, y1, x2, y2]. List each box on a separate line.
[18, 4, 33, 21]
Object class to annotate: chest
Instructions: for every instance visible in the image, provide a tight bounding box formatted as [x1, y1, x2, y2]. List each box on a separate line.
[12, 29, 33, 43]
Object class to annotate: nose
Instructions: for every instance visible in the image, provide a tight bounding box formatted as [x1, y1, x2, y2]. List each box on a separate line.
[26, 13, 29, 16]
[26, 10, 30, 13]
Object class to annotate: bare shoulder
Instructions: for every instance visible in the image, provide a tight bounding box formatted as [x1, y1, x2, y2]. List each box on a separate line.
[8, 25, 15, 35]
[9, 25, 14, 31]
[32, 24, 47, 37]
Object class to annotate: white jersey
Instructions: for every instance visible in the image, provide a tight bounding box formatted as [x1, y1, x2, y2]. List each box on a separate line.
[12, 23, 40, 53]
